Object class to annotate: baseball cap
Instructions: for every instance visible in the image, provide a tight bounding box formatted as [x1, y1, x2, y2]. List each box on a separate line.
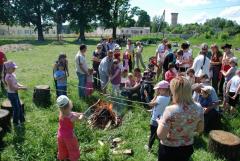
[56, 95, 70, 108]
[201, 86, 211, 94]
[154, 80, 170, 90]
[192, 83, 203, 90]
[4, 61, 18, 69]
[230, 57, 238, 64]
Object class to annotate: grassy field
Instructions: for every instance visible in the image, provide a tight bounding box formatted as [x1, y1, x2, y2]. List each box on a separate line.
[0, 38, 240, 161]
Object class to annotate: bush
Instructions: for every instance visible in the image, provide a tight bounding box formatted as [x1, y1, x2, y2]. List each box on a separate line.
[219, 32, 229, 41]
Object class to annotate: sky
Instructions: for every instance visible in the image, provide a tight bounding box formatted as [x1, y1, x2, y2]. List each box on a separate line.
[130, 0, 240, 24]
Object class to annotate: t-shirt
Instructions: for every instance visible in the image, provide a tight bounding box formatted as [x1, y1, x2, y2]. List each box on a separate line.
[151, 96, 171, 126]
[0, 51, 6, 65]
[192, 55, 210, 77]
[54, 70, 67, 86]
[182, 51, 192, 68]
[199, 95, 212, 107]
[159, 103, 204, 147]
[156, 44, 166, 62]
[5, 73, 18, 93]
[229, 75, 240, 92]
[136, 46, 143, 55]
[75, 51, 88, 74]
[98, 56, 113, 76]
[165, 70, 176, 82]
[225, 66, 237, 82]
[111, 66, 121, 85]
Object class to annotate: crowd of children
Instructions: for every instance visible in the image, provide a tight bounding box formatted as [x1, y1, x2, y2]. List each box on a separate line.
[1, 37, 240, 161]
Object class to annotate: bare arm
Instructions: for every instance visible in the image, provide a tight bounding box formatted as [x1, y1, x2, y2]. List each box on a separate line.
[156, 118, 169, 140]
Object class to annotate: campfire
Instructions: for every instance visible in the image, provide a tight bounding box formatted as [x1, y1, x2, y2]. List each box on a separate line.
[88, 100, 121, 129]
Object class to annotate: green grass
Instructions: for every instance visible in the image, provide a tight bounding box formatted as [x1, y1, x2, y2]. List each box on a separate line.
[0, 37, 240, 161]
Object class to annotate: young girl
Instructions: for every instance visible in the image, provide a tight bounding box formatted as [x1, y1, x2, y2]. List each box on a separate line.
[57, 95, 84, 161]
[54, 63, 67, 96]
[165, 63, 177, 83]
[120, 69, 128, 89]
[4, 61, 27, 126]
[145, 80, 170, 152]
[113, 46, 121, 62]
[186, 68, 195, 86]
[123, 49, 132, 72]
[110, 59, 121, 96]
[85, 68, 94, 96]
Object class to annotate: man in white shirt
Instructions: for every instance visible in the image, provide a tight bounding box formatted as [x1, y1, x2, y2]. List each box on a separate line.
[192, 43, 210, 82]
[155, 38, 168, 79]
[75, 44, 88, 98]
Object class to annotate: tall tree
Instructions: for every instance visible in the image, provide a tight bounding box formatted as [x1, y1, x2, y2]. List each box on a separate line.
[52, 0, 71, 40]
[98, 0, 130, 39]
[136, 10, 151, 27]
[68, 0, 98, 41]
[0, 0, 14, 25]
[12, 0, 54, 41]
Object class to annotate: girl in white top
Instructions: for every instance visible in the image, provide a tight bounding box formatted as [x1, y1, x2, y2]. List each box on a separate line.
[146, 80, 170, 151]
[226, 70, 240, 113]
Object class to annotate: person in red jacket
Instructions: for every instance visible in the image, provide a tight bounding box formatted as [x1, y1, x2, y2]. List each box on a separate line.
[165, 63, 177, 83]
[0, 51, 7, 91]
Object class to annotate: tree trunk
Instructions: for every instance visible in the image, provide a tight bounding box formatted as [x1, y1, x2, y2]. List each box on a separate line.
[78, 23, 85, 41]
[33, 85, 51, 107]
[112, 26, 117, 39]
[57, 21, 62, 41]
[208, 130, 240, 161]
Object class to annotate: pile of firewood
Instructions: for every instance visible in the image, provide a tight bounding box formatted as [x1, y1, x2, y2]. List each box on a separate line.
[88, 100, 121, 129]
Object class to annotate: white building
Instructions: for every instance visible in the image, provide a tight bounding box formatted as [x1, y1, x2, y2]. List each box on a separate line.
[0, 24, 57, 36]
[86, 27, 150, 37]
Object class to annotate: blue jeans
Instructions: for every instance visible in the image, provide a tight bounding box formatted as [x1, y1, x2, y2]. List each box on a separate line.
[77, 72, 87, 98]
[57, 86, 67, 97]
[7, 93, 25, 125]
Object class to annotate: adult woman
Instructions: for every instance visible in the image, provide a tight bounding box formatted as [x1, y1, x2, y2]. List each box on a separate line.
[192, 43, 211, 82]
[210, 44, 223, 93]
[53, 53, 69, 96]
[219, 44, 234, 96]
[156, 38, 168, 79]
[179, 43, 192, 72]
[92, 43, 106, 90]
[135, 41, 145, 69]
[157, 77, 204, 161]
[126, 39, 135, 70]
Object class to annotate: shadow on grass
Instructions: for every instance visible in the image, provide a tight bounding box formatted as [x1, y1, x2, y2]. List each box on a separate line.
[12, 125, 26, 157]
[0, 38, 101, 46]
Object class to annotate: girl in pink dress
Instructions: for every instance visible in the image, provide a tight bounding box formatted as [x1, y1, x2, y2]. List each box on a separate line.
[85, 68, 94, 96]
[57, 95, 84, 161]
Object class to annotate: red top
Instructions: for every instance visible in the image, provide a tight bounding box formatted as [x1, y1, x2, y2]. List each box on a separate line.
[58, 112, 75, 138]
[165, 70, 176, 82]
[114, 52, 121, 61]
[0, 51, 6, 65]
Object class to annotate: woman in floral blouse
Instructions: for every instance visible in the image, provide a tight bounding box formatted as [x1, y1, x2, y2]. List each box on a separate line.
[156, 76, 204, 161]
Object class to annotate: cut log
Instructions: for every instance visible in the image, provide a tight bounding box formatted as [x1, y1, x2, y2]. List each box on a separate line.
[0, 109, 11, 132]
[1, 99, 25, 116]
[112, 149, 133, 156]
[33, 85, 51, 107]
[208, 130, 240, 161]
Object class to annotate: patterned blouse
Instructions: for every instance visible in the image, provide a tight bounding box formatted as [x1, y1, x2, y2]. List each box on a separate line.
[159, 103, 204, 147]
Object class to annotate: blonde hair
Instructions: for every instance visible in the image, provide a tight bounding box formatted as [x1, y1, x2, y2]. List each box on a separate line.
[170, 76, 193, 105]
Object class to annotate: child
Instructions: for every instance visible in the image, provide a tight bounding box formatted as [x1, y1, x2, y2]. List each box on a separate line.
[200, 74, 211, 85]
[140, 64, 156, 103]
[175, 49, 183, 71]
[186, 68, 195, 86]
[165, 63, 177, 82]
[110, 59, 121, 96]
[54, 63, 67, 96]
[113, 46, 121, 62]
[85, 68, 94, 96]
[145, 80, 170, 152]
[56, 95, 83, 161]
[123, 49, 132, 72]
[199, 87, 213, 109]
[125, 73, 136, 88]
[120, 68, 128, 89]
[226, 70, 240, 114]
[4, 61, 27, 126]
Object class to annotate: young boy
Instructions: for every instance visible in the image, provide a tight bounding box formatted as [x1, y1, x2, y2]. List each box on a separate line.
[186, 68, 195, 86]
[54, 63, 67, 96]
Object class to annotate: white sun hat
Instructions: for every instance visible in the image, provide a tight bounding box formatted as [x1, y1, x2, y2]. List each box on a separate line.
[56, 95, 70, 108]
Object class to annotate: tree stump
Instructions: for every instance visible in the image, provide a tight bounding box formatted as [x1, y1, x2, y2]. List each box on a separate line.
[208, 130, 240, 161]
[1, 99, 25, 116]
[0, 109, 11, 132]
[33, 85, 51, 107]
